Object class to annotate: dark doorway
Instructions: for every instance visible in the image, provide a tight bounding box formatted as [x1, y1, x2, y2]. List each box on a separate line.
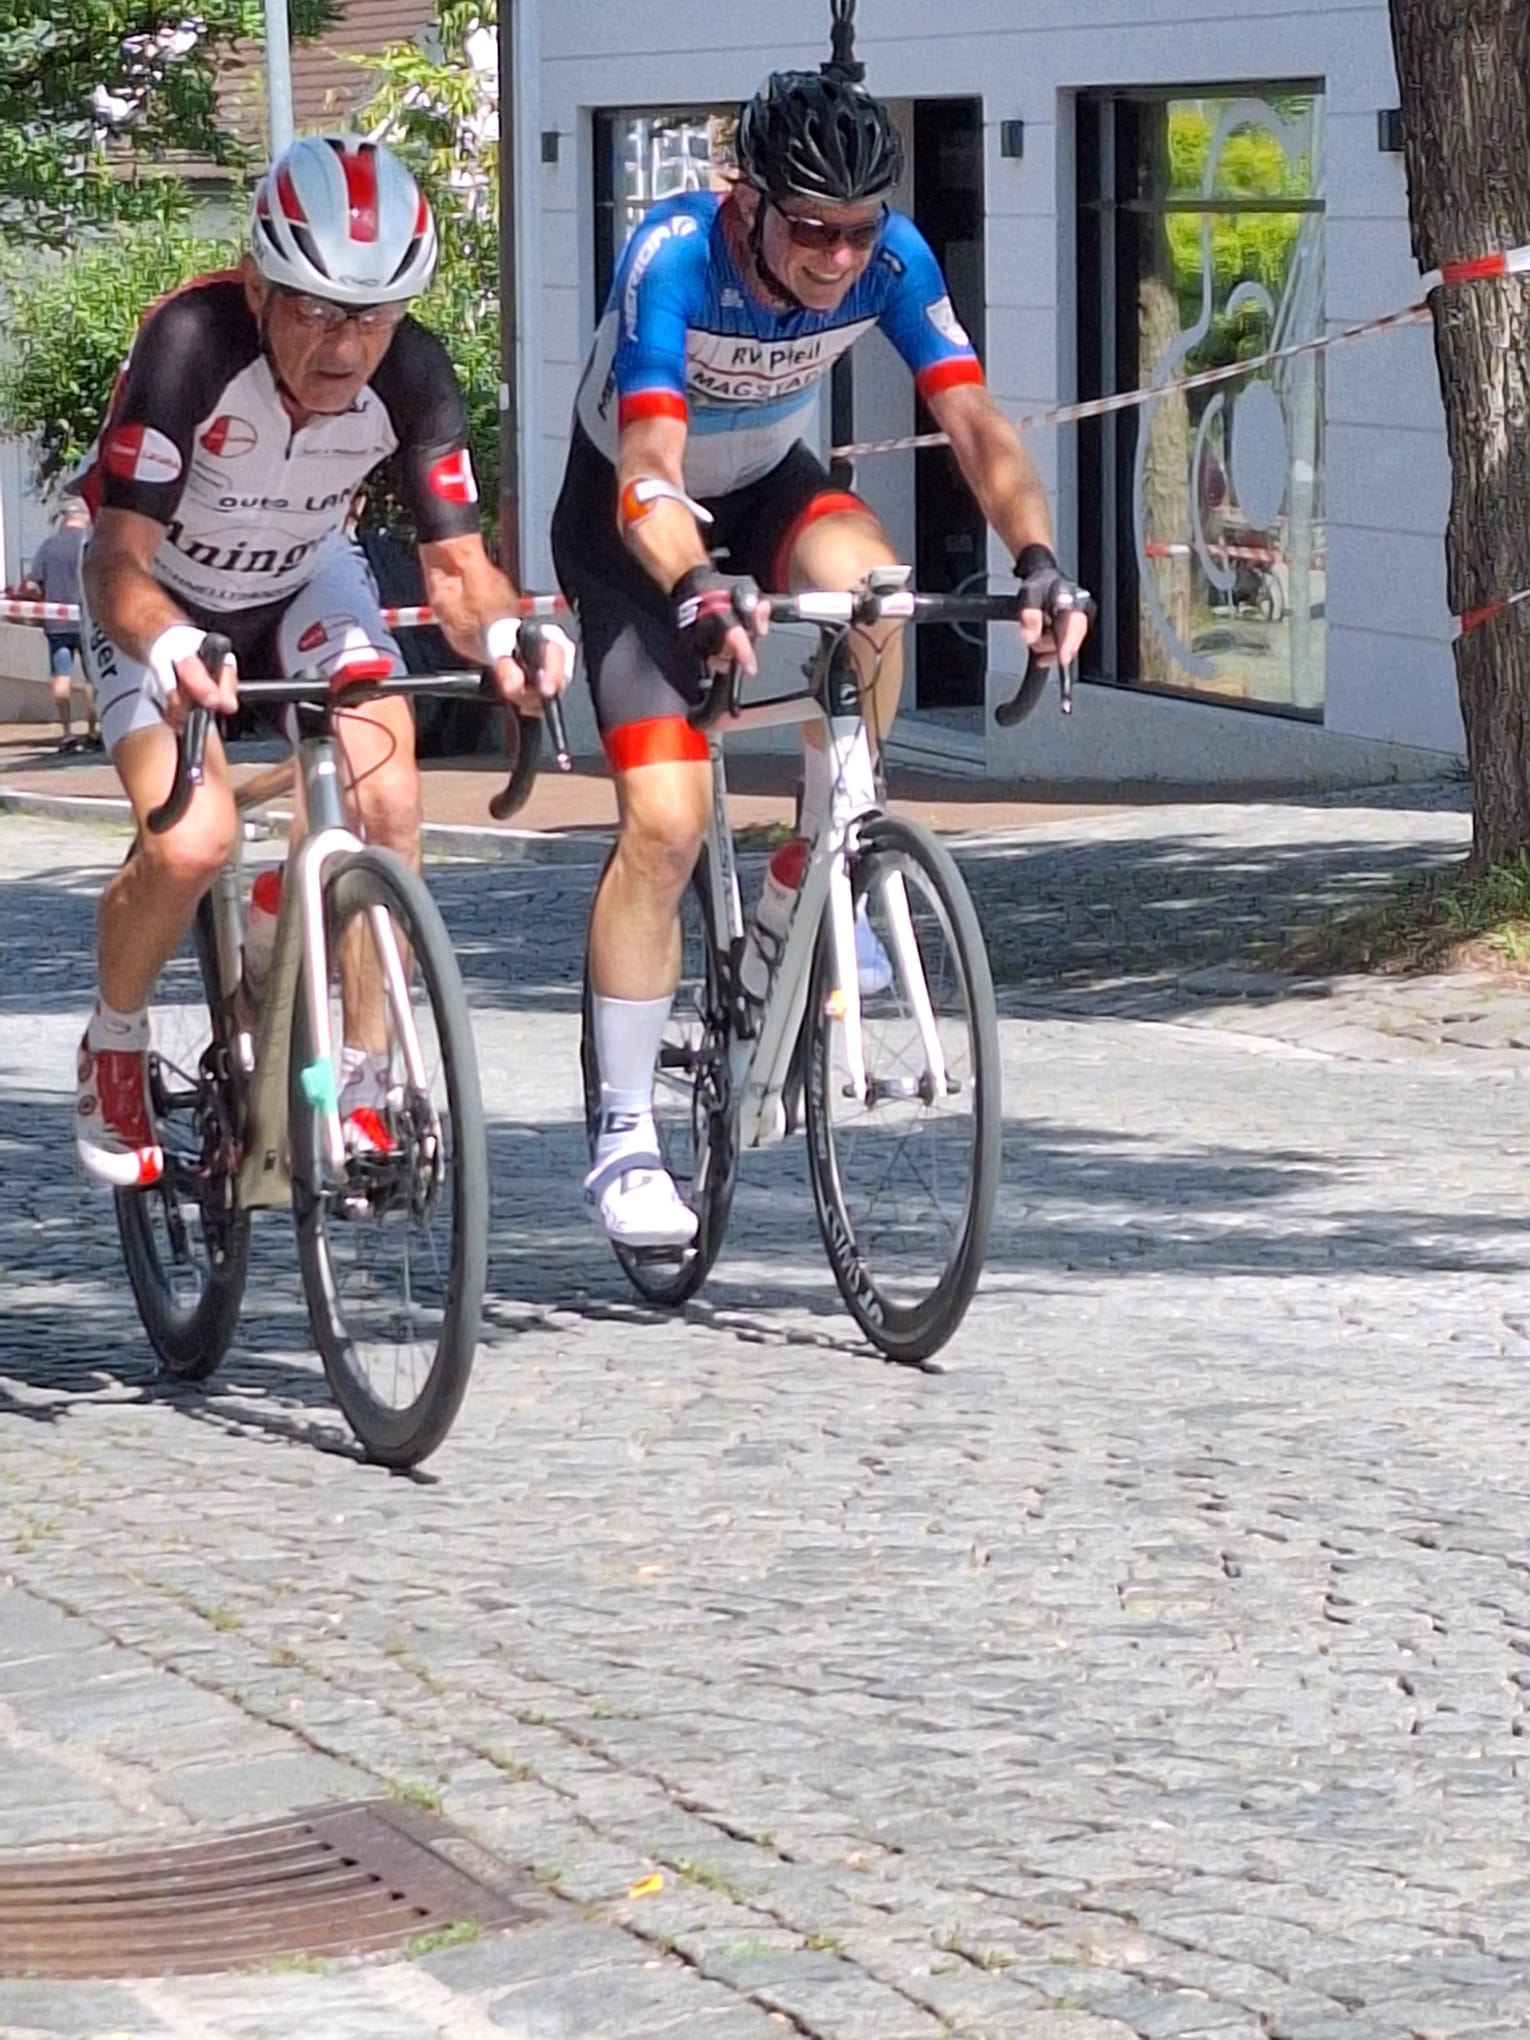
[912, 96, 986, 709]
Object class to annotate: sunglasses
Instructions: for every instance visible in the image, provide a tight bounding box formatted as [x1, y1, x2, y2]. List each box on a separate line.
[768, 198, 887, 254]
[276, 289, 410, 335]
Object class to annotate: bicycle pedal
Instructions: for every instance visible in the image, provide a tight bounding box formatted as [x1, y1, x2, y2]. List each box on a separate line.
[627, 1243, 688, 1265]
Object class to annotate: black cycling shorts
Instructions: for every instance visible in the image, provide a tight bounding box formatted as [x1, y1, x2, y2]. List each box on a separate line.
[550, 425, 871, 769]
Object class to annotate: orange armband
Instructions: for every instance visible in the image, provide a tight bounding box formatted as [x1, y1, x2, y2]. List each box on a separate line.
[618, 476, 714, 537]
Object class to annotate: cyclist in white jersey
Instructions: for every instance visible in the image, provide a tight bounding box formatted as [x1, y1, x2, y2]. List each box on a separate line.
[74, 133, 572, 1188]
[553, 36, 1089, 1250]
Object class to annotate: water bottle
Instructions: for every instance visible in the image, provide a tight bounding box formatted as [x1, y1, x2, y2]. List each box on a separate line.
[243, 866, 283, 1002]
[740, 836, 809, 1005]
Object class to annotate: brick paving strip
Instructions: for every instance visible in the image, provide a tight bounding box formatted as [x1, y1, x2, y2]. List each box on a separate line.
[1, 779, 1528, 2039]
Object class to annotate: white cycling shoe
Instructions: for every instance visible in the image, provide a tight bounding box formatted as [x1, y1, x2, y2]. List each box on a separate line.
[585, 1154, 699, 1249]
[855, 905, 894, 997]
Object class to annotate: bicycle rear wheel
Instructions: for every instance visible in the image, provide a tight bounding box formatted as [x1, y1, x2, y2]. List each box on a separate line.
[290, 849, 487, 1467]
[116, 894, 250, 1379]
[580, 852, 735, 1307]
[804, 815, 1000, 1364]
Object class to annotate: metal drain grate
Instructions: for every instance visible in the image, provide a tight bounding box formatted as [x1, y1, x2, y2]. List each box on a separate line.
[0, 1798, 536, 1978]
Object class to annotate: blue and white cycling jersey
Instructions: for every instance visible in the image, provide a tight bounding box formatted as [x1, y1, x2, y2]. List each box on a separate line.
[573, 190, 983, 499]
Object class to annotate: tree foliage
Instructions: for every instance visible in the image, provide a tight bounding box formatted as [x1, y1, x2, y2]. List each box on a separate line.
[0, 1, 337, 247]
[0, 225, 240, 485]
[0, 0, 502, 530]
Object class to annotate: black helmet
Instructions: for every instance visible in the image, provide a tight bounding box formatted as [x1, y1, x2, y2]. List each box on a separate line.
[736, 69, 904, 205]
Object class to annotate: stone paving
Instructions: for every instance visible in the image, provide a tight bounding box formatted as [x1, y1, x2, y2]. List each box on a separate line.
[2, 791, 1530, 2038]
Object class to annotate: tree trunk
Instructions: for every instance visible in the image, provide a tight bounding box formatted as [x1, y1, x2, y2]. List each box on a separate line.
[1389, 0, 1530, 870]
[1138, 273, 1194, 685]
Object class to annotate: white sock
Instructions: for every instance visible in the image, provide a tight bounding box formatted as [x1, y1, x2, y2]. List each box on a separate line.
[88, 998, 149, 1052]
[590, 994, 671, 1166]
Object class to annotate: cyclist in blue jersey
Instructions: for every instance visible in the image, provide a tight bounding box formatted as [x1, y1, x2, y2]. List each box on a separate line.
[553, 32, 1089, 1250]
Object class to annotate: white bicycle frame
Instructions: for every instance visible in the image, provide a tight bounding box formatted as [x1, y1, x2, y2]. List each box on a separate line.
[700, 647, 951, 1154]
[199, 729, 425, 1209]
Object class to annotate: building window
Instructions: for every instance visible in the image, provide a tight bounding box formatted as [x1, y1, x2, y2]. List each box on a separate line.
[1077, 88, 1326, 716]
[593, 107, 735, 305]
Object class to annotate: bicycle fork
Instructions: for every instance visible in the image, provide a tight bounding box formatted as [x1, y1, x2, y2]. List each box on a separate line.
[237, 825, 359, 1205]
[826, 855, 949, 1106]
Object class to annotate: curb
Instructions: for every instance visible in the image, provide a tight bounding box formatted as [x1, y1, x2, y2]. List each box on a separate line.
[0, 786, 134, 830]
[0, 783, 612, 867]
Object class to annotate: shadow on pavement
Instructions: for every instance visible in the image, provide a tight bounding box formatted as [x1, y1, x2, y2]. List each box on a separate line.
[0, 790, 1479, 1032]
[2, 1076, 1526, 1475]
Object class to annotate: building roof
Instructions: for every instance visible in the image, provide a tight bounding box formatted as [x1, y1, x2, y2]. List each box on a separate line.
[182, 0, 437, 175]
[281, 0, 437, 139]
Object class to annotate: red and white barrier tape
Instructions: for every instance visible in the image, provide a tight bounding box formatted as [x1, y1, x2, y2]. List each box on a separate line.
[0, 594, 569, 628]
[831, 303, 1430, 461]
[378, 596, 570, 626]
[0, 599, 79, 622]
[830, 240, 1530, 464]
[1458, 587, 1530, 636]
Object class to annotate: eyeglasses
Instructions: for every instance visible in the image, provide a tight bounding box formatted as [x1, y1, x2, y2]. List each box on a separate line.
[767, 199, 887, 254]
[276, 290, 410, 334]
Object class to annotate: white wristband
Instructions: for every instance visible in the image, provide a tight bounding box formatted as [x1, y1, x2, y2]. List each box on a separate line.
[145, 624, 206, 707]
[484, 616, 521, 669]
[542, 623, 576, 673]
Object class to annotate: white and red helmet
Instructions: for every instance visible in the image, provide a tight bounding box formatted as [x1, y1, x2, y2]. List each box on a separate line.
[250, 135, 438, 306]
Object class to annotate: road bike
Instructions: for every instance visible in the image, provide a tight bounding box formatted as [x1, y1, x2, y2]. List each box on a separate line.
[117, 628, 566, 1465]
[581, 567, 1076, 1364]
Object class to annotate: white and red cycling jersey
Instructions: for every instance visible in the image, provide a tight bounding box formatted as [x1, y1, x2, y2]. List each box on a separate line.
[78, 270, 482, 614]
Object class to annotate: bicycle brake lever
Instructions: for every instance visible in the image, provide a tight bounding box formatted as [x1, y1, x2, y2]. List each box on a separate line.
[145, 630, 232, 834]
[543, 690, 571, 771]
[512, 621, 572, 770]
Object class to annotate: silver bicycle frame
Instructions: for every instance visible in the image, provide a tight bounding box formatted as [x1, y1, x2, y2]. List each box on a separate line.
[202, 732, 418, 1208]
[703, 691, 871, 1152]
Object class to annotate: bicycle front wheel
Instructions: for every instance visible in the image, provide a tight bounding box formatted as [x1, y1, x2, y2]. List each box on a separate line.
[290, 849, 488, 1467]
[804, 815, 1000, 1363]
[116, 893, 251, 1380]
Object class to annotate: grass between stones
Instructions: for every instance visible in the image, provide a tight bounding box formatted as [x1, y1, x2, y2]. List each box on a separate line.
[1280, 851, 1530, 979]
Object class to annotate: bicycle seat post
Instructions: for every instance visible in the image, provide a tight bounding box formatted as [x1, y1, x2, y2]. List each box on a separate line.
[301, 700, 349, 836]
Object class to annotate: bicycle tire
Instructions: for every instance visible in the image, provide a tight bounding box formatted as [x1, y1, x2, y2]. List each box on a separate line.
[116, 893, 251, 1380]
[580, 850, 736, 1307]
[804, 814, 1001, 1363]
[290, 848, 488, 1467]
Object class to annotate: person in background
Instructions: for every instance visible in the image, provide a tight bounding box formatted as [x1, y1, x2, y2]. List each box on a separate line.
[20, 500, 98, 752]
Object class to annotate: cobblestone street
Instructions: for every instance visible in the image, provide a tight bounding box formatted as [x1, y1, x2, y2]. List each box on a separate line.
[3, 795, 1530, 2039]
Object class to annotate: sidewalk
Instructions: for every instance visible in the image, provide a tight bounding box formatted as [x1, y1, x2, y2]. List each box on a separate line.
[0, 718, 1274, 863]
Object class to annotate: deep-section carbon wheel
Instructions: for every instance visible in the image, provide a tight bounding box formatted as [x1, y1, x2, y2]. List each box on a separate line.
[804, 815, 1000, 1363]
